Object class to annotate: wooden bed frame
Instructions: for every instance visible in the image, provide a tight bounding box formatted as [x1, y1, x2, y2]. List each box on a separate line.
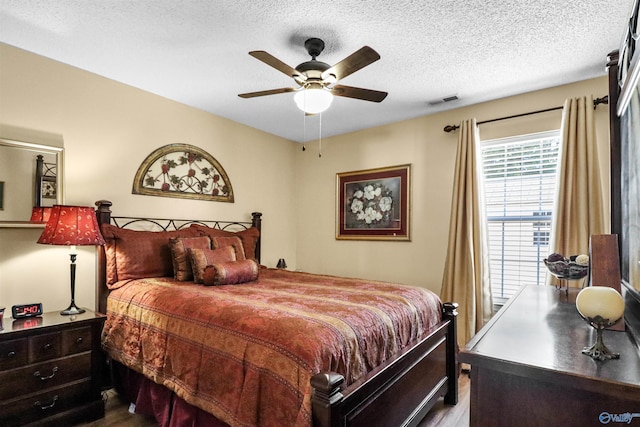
[94, 199, 459, 427]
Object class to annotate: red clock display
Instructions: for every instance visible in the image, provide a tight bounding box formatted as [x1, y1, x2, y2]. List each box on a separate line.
[12, 303, 43, 318]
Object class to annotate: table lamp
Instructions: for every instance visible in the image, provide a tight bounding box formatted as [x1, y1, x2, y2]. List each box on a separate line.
[37, 205, 105, 315]
[575, 286, 625, 360]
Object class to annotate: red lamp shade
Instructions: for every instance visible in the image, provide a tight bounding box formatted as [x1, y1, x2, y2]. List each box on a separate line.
[37, 205, 104, 316]
[30, 206, 52, 223]
[37, 205, 105, 246]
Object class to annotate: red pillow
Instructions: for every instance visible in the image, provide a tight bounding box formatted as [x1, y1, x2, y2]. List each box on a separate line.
[101, 223, 200, 287]
[168, 236, 211, 281]
[211, 236, 246, 261]
[188, 246, 236, 284]
[190, 224, 260, 260]
[203, 259, 260, 286]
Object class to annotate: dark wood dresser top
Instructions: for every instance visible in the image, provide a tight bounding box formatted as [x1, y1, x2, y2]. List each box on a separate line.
[460, 284, 640, 389]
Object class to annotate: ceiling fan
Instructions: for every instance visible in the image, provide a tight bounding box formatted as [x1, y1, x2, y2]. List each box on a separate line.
[238, 38, 388, 114]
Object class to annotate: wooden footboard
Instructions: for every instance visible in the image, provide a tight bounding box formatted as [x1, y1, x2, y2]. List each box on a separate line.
[311, 302, 458, 427]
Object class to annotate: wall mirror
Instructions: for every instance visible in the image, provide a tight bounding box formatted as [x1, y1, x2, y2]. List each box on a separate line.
[617, 13, 640, 303]
[0, 138, 65, 228]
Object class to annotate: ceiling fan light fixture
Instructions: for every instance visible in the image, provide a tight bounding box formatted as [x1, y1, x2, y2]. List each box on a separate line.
[294, 88, 333, 114]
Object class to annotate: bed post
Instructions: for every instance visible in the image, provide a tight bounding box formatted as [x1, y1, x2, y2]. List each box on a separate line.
[311, 372, 345, 427]
[95, 200, 112, 314]
[443, 302, 459, 405]
[35, 155, 44, 207]
[95, 200, 112, 226]
[251, 212, 262, 263]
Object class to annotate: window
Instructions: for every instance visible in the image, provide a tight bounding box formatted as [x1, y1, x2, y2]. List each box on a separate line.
[481, 131, 561, 306]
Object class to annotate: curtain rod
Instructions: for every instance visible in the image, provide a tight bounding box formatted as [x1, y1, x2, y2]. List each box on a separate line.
[443, 95, 609, 133]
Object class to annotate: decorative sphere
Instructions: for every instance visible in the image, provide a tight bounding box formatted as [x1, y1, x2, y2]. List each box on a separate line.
[547, 252, 564, 262]
[576, 286, 625, 322]
[575, 254, 590, 266]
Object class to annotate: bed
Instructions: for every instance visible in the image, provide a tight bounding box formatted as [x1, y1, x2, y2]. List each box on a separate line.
[95, 199, 458, 427]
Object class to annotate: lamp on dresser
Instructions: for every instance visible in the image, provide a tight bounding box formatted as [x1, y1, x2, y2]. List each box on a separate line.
[37, 205, 105, 315]
[576, 286, 625, 360]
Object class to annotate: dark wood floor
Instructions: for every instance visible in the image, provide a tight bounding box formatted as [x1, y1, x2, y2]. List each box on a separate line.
[79, 390, 156, 427]
[419, 372, 470, 427]
[78, 374, 470, 427]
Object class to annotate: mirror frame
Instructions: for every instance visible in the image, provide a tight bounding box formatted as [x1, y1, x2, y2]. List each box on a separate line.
[0, 138, 65, 228]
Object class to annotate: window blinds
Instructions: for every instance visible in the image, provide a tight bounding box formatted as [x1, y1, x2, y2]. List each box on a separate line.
[481, 131, 561, 305]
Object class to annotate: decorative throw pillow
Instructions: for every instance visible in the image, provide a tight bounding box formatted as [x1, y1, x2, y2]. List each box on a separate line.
[189, 246, 236, 284]
[190, 224, 260, 260]
[203, 259, 260, 286]
[100, 223, 200, 287]
[211, 236, 246, 261]
[168, 236, 211, 281]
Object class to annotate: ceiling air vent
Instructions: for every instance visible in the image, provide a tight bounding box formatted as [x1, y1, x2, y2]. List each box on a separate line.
[427, 95, 459, 106]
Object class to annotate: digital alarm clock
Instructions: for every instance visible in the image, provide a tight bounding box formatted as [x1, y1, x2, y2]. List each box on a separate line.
[12, 303, 43, 318]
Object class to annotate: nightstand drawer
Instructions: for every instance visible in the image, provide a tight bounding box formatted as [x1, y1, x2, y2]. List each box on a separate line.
[0, 338, 28, 370]
[0, 378, 92, 426]
[29, 331, 62, 363]
[0, 352, 91, 401]
[62, 326, 92, 355]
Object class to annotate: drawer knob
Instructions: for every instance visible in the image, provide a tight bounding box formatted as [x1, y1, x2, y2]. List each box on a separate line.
[34, 395, 58, 410]
[76, 337, 83, 344]
[6, 351, 16, 358]
[34, 366, 59, 381]
[43, 343, 52, 350]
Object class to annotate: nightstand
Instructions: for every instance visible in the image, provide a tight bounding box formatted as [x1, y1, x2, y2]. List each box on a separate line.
[0, 309, 106, 426]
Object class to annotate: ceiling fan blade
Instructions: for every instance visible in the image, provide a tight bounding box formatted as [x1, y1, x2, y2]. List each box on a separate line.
[249, 51, 304, 80]
[322, 46, 380, 81]
[238, 87, 296, 98]
[331, 85, 388, 103]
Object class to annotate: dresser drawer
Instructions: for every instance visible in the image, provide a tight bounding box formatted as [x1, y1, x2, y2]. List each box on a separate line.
[62, 326, 92, 355]
[0, 338, 28, 370]
[28, 331, 62, 363]
[0, 378, 93, 426]
[0, 352, 91, 401]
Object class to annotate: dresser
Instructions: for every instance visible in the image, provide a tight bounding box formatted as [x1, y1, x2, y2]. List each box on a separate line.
[460, 284, 640, 427]
[0, 310, 106, 426]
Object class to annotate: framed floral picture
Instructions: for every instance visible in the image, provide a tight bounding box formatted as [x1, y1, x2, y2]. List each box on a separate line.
[336, 164, 411, 240]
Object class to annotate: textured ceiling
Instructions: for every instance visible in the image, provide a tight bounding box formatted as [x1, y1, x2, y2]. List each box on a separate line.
[0, 0, 633, 142]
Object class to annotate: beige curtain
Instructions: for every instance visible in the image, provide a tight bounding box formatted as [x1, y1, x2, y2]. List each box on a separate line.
[441, 119, 493, 347]
[549, 95, 607, 285]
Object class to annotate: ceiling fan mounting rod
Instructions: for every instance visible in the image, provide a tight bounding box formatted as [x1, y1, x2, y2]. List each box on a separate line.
[304, 38, 325, 59]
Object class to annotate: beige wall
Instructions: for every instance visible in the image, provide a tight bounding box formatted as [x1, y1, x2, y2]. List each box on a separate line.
[295, 78, 611, 295]
[0, 43, 298, 311]
[0, 42, 611, 312]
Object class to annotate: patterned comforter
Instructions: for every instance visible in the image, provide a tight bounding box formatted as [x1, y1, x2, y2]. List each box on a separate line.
[102, 268, 443, 427]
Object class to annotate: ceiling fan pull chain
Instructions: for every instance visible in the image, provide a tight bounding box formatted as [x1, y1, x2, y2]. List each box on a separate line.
[302, 107, 307, 151]
[319, 113, 322, 158]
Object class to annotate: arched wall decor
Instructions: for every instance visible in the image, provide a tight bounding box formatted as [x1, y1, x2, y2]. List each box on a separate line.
[132, 143, 234, 202]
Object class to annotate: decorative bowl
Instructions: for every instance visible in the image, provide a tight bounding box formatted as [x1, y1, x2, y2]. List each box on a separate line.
[544, 258, 588, 280]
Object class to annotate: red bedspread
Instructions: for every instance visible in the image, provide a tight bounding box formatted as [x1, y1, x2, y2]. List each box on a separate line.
[102, 268, 443, 427]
